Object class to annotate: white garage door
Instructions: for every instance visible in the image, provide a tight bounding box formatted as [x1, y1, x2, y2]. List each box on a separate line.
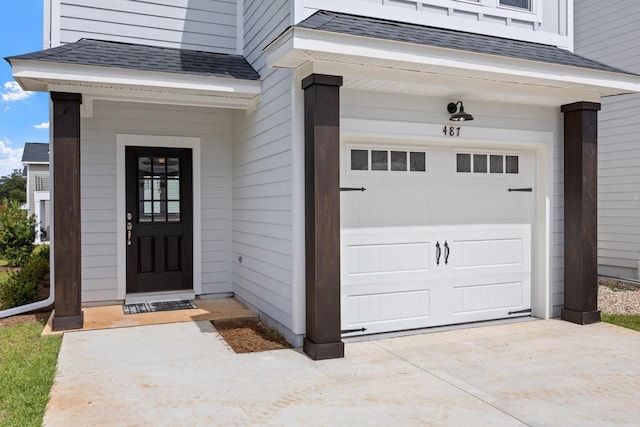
[340, 143, 534, 335]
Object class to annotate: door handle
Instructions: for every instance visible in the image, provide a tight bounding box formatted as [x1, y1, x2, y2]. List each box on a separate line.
[436, 241, 441, 266]
[127, 218, 132, 246]
[127, 230, 132, 246]
[444, 241, 450, 265]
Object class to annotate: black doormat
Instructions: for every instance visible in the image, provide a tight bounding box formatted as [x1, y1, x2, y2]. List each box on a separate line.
[123, 300, 198, 315]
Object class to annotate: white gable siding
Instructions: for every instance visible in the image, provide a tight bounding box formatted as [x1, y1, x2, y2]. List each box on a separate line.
[340, 90, 565, 316]
[80, 100, 233, 303]
[232, 0, 297, 341]
[56, 0, 237, 53]
[295, 0, 571, 48]
[575, 0, 640, 279]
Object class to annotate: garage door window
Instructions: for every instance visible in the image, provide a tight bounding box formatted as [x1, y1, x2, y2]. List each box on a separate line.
[457, 151, 519, 175]
[349, 147, 427, 173]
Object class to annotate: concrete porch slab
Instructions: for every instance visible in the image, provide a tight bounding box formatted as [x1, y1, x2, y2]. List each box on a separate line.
[42, 297, 257, 336]
[43, 319, 640, 426]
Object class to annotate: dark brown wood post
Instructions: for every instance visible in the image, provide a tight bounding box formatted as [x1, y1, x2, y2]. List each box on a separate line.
[302, 74, 344, 360]
[561, 101, 601, 325]
[51, 92, 83, 331]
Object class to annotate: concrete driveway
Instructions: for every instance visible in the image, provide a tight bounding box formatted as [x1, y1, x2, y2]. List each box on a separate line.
[43, 319, 640, 426]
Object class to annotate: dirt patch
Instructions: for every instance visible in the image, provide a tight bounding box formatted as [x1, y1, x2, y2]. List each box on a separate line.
[213, 321, 292, 353]
[0, 311, 51, 327]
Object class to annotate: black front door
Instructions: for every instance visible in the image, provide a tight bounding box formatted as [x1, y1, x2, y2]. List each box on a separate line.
[126, 147, 193, 293]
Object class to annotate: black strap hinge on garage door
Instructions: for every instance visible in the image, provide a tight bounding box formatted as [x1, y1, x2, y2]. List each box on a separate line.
[508, 308, 532, 315]
[340, 187, 367, 192]
[341, 327, 367, 334]
[508, 187, 532, 192]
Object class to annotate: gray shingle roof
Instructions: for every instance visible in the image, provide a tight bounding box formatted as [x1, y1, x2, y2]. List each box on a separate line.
[297, 11, 633, 75]
[6, 39, 260, 80]
[21, 142, 49, 163]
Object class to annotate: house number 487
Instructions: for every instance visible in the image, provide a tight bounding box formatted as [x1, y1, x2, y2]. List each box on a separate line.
[443, 126, 461, 137]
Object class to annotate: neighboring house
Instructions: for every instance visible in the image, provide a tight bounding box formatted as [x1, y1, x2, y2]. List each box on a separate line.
[5, 0, 640, 359]
[574, 0, 640, 281]
[21, 142, 50, 244]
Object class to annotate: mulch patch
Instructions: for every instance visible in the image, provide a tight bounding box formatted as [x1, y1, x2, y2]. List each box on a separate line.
[213, 321, 292, 353]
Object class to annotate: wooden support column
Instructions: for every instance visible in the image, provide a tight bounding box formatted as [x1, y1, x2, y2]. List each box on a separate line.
[51, 92, 83, 331]
[561, 101, 601, 325]
[302, 74, 344, 360]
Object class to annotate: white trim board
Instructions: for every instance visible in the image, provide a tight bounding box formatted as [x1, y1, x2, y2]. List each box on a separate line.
[116, 134, 202, 300]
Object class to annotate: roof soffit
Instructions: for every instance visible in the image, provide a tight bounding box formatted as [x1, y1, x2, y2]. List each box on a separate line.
[266, 26, 640, 103]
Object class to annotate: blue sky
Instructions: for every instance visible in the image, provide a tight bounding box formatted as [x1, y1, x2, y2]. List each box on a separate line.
[0, 1, 49, 177]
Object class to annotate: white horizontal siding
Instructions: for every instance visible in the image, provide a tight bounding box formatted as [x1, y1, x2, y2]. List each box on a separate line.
[80, 100, 233, 303]
[232, 0, 296, 340]
[596, 94, 640, 278]
[575, 2, 640, 279]
[575, 0, 640, 73]
[59, 0, 237, 53]
[341, 90, 564, 316]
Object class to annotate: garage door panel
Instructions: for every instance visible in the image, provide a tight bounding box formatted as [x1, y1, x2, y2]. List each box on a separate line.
[448, 226, 531, 273]
[342, 190, 430, 227]
[452, 277, 530, 315]
[345, 289, 431, 327]
[346, 242, 431, 275]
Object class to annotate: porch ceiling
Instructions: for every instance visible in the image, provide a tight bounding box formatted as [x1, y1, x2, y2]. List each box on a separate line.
[266, 12, 640, 106]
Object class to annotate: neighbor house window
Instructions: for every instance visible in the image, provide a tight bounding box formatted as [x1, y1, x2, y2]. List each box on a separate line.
[349, 147, 427, 173]
[456, 151, 520, 175]
[499, 0, 531, 11]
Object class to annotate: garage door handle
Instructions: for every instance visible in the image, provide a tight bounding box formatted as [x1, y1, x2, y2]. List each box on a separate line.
[444, 241, 450, 265]
[436, 241, 441, 265]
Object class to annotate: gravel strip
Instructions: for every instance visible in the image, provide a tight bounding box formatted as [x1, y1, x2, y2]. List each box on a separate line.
[598, 278, 640, 315]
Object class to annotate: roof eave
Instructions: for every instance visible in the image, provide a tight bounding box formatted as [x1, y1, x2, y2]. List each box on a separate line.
[267, 27, 640, 99]
[9, 58, 263, 110]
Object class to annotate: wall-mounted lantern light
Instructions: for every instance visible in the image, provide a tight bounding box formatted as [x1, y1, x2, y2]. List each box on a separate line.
[447, 101, 474, 121]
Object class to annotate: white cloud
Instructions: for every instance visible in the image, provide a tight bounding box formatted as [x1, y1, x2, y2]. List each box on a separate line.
[0, 138, 24, 177]
[34, 121, 49, 130]
[2, 106, 10, 112]
[1, 81, 34, 102]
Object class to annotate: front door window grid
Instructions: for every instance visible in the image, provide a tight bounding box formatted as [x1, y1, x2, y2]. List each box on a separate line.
[138, 156, 181, 223]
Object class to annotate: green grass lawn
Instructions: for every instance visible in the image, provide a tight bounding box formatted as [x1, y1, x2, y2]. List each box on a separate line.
[602, 314, 640, 332]
[0, 321, 61, 427]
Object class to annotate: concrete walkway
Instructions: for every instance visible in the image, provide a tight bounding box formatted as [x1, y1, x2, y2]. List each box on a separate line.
[44, 319, 640, 426]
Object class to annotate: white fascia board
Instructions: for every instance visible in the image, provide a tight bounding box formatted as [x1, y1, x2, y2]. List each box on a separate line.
[22, 161, 49, 165]
[49, 85, 260, 111]
[272, 28, 640, 96]
[10, 59, 262, 97]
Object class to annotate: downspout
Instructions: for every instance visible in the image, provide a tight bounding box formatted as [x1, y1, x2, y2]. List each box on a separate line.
[0, 284, 54, 318]
[1, 85, 56, 319]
